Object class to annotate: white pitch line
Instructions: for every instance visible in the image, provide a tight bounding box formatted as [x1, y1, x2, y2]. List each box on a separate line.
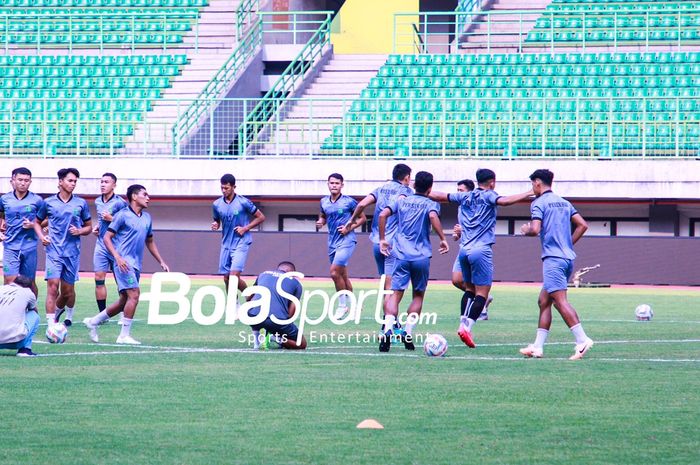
[29, 346, 700, 363]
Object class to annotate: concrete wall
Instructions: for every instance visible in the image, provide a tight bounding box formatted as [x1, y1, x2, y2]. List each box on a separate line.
[24, 232, 700, 285]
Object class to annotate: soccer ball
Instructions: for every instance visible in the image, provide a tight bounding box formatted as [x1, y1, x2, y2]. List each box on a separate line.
[423, 333, 448, 357]
[635, 304, 654, 321]
[46, 323, 68, 344]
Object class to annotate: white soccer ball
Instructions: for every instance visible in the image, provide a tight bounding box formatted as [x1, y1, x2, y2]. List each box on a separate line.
[423, 333, 448, 357]
[635, 304, 654, 321]
[46, 323, 68, 344]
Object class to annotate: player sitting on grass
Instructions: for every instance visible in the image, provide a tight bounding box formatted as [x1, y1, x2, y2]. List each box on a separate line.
[520, 169, 593, 360]
[0, 275, 40, 357]
[378, 171, 448, 352]
[247, 261, 307, 350]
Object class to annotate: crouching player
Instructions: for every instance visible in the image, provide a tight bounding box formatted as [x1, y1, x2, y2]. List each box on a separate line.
[247, 261, 307, 350]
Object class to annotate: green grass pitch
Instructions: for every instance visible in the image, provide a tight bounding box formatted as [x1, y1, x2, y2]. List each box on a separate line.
[1, 277, 698, 465]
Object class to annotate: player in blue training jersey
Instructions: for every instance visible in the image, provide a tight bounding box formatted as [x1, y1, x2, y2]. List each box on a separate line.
[91, 173, 128, 319]
[430, 168, 532, 348]
[34, 168, 92, 328]
[346, 163, 412, 311]
[0, 167, 44, 296]
[450, 179, 492, 321]
[212, 174, 265, 348]
[377, 171, 449, 352]
[212, 174, 266, 293]
[520, 169, 593, 360]
[83, 184, 169, 345]
[316, 173, 365, 319]
[246, 261, 307, 350]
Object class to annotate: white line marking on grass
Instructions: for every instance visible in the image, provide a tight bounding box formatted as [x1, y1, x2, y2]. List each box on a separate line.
[33, 347, 699, 363]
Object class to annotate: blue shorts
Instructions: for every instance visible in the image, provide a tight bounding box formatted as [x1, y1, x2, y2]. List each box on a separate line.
[451, 255, 461, 274]
[329, 242, 356, 266]
[3, 247, 38, 279]
[373, 242, 397, 277]
[45, 254, 80, 284]
[114, 265, 141, 292]
[219, 242, 251, 274]
[0, 310, 39, 350]
[542, 257, 573, 293]
[252, 318, 300, 341]
[458, 246, 493, 286]
[93, 241, 115, 273]
[392, 258, 431, 291]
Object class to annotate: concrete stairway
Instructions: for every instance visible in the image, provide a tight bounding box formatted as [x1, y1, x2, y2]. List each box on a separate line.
[458, 0, 552, 53]
[121, 0, 245, 156]
[252, 54, 387, 156]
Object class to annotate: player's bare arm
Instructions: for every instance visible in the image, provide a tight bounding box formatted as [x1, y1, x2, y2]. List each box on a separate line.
[377, 206, 393, 256]
[427, 191, 450, 203]
[520, 219, 542, 237]
[235, 209, 265, 235]
[69, 218, 92, 236]
[429, 211, 449, 255]
[497, 189, 534, 206]
[345, 193, 374, 229]
[571, 213, 588, 244]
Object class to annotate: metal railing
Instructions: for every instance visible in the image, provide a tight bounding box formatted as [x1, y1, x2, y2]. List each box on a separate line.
[235, 0, 261, 40]
[395, 8, 700, 54]
[0, 11, 203, 53]
[234, 11, 332, 157]
[171, 11, 332, 156]
[172, 21, 263, 155]
[455, 0, 487, 41]
[1, 96, 699, 159]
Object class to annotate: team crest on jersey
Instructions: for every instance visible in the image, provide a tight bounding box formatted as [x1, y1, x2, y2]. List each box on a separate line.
[24, 205, 33, 213]
[72, 208, 80, 216]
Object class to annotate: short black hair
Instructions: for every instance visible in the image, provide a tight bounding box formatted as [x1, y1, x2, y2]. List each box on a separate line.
[457, 179, 475, 191]
[220, 174, 236, 186]
[476, 168, 495, 185]
[58, 168, 80, 180]
[126, 184, 146, 202]
[13, 275, 32, 288]
[12, 167, 31, 177]
[328, 173, 344, 182]
[277, 261, 296, 272]
[414, 171, 434, 194]
[530, 169, 554, 186]
[392, 163, 411, 182]
[102, 172, 117, 182]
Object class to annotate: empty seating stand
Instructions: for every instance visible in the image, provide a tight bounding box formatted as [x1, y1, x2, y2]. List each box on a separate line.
[321, 51, 700, 158]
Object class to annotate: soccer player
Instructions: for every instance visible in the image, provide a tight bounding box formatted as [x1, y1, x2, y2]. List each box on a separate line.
[346, 163, 412, 305]
[519, 169, 593, 360]
[429, 168, 532, 348]
[450, 179, 492, 321]
[34, 168, 92, 328]
[92, 173, 128, 318]
[211, 174, 265, 294]
[377, 171, 449, 352]
[0, 275, 40, 357]
[83, 184, 169, 345]
[316, 173, 365, 319]
[247, 261, 307, 350]
[0, 167, 45, 296]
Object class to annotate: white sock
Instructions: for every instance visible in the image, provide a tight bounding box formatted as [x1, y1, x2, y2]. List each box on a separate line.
[405, 322, 416, 336]
[570, 323, 588, 344]
[90, 310, 111, 326]
[119, 318, 133, 338]
[338, 294, 347, 308]
[465, 318, 476, 331]
[460, 315, 469, 327]
[252, 330, 261, 349]
[534, 328, 549, 349]
[383, 314, 396, 333]
[65, 306, 74, 321]
[47, 313, 56, 325]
